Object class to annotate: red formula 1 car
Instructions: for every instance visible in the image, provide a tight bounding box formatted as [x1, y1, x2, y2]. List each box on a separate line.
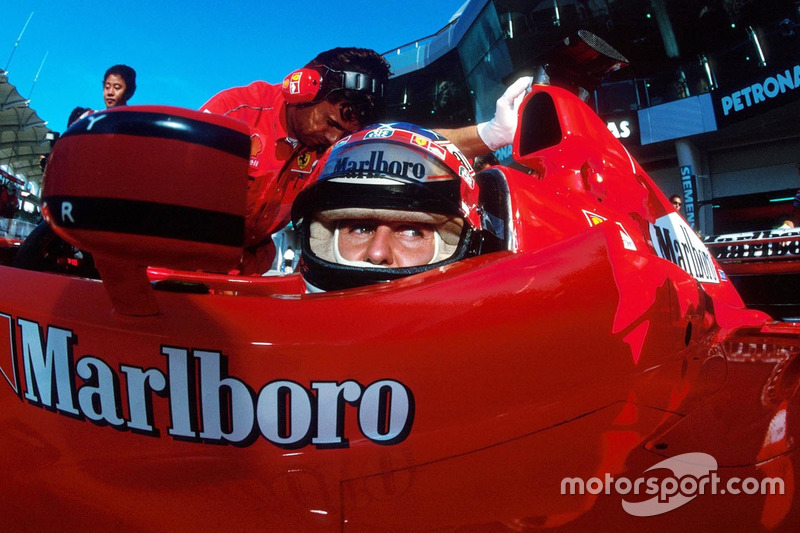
[1, 85, 799, 532]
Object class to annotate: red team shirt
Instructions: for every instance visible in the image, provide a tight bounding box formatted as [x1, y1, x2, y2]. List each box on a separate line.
[201, 81, 319, 274]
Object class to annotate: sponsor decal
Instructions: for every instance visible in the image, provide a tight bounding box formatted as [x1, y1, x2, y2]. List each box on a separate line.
[458, 166, 475, 188]
[333, 150, 426, 180]
[250, 134, 263, 169]
[1, 317, 415, 449]
[364, 128, 394, 139]
[425, 141, 447, 160]
[446, 145, 475, 189]
[649, 213, 719, 283]
[333, 134, 352, 148]
[287, 72, 304, 95]
[616, 222, 637, 251]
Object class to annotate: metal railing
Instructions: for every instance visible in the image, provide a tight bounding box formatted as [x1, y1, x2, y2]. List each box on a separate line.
[0, 217, 37, 241]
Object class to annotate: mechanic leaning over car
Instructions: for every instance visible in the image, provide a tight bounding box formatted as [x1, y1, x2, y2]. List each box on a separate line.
[201, 47, 530, 275]
[291, 123, 483, 292]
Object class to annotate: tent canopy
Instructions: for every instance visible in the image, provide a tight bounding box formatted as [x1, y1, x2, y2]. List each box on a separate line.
[0, 69, 52, 193]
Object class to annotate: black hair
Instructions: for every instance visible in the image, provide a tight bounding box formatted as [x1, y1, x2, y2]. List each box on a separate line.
[305, 47, 392, 125]
[473, 152, 500, 171]
[67, 106, 91, 127]
[103, 64, 137, 102]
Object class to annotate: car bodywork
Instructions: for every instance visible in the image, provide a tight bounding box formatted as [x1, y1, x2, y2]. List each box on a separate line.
[1, 86, 799, 531]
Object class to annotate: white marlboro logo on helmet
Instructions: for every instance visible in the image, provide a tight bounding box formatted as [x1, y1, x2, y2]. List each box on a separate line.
[649, 212, 719, 284]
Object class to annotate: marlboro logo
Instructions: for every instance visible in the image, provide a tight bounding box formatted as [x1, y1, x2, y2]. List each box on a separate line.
[1, 316, 415, 449]
[649, 213, 719, 284]
[332, 150, 427, 180]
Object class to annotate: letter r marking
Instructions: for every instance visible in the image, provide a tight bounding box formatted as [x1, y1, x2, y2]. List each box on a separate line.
[61, 202, 75, 223]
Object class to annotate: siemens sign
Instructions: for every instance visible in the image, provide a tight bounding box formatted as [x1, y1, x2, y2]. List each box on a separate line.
[714, 63, 800, 127]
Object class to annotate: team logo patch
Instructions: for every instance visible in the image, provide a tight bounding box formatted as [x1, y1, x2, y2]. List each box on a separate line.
[582, 210, 636, 250]
[297, 153, 312, 170]
[583, 210, 606, 227]
[411, 134, 431, 148]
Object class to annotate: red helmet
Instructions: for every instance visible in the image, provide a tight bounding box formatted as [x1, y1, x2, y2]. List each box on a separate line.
[292, 123, 482, 291]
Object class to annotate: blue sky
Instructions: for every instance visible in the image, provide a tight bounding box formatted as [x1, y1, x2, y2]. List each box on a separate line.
[2, 0, 467, 133]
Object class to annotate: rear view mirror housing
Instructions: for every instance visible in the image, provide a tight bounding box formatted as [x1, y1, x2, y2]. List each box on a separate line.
[42, 105, 251, 315]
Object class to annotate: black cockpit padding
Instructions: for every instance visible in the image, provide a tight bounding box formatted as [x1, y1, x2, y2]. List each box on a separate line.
[476, 168, 513, 253]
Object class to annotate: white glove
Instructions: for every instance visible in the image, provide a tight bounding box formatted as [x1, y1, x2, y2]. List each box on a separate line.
[477, 76, 533, 150]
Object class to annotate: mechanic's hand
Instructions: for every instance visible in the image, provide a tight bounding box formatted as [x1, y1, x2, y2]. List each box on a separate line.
[477, 76, 533, 150]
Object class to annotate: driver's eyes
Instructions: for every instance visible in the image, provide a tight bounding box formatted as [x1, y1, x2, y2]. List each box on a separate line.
[396, 226, 424, 238]
[339, 221, 430, 239]
[343, 222, 376, 235]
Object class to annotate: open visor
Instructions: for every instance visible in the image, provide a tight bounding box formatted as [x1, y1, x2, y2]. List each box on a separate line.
[309, 207, 467, 267]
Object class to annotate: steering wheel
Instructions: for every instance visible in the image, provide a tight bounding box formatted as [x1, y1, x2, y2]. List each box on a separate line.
[12, 220, 100, 278]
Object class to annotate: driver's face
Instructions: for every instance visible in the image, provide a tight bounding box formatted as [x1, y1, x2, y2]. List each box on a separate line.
[337, 219, 436, 267]
[103, 74, 128, 108]
[287, 100, 362, 152]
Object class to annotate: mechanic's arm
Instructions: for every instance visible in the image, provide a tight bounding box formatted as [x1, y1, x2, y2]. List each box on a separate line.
[436, 76, 533, 159]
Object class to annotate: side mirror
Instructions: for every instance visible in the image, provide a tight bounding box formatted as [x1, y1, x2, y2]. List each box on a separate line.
[42, 105, 251, 315]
